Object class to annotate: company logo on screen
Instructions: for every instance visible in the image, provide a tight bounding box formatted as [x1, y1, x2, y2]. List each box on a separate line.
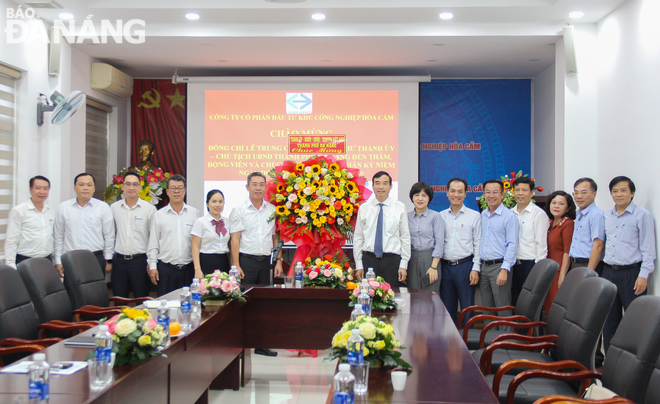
[286, 93, 313, 115]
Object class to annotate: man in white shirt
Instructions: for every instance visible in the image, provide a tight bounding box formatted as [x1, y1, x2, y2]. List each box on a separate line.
[111, 171, 156, 298]
[147, 174, 201, 297]
[5, 176, 55, 268]
[354, 171, 411, 287]
[229, 171, 283, 357]
[510, 177, 549, 306]
[54, 173, 115, 278]
[229, 172, 283, 284]
[439, 177, 481, 327]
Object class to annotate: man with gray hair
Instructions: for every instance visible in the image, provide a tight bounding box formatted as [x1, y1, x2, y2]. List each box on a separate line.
[147, 174, 201, 296]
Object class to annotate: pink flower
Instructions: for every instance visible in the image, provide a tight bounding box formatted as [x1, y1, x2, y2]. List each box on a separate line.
[323, 269, 332, 277]
[106, 314, 120, 334]
[353, 289, 360, 297]
[309, 271, 318, 280]
[220, 280, 232, 293]
[143, 318, 157, 333]
[381, 283, 390, 292]
[369, 281, 380, 289]
[369, 289, 375, 297]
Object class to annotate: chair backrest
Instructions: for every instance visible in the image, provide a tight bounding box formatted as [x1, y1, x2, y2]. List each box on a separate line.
[643, 352, 660, 404]
[514, 259, 558, 325]
[18, 258, 73, 323]
[603, 296, 660, 404]
[0, 266, 40, 340]
[554, 277, 616, 369]
[545, 267, 597, 336]
[62, 250, 110, 310]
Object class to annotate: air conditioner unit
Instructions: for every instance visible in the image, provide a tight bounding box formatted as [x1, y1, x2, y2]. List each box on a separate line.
[91, 63, 134, 99]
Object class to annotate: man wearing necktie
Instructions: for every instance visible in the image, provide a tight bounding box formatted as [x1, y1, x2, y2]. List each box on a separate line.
[353, 171, 411, 286]
[111, 171, 157, 298]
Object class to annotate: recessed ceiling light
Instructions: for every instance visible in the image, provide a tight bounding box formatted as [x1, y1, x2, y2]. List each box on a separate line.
[569, 11, 584, 19]
[217, 60, 228, 63]
[529, 59, 541, 62]
[321, 59, 332, 62]
[185, 13, 200, 20]
[439, 12, 453, 20]
[432, 43, 444, 46]
[426, 59, 437, 62]
[312, 13, 326, 21]
[58, 12, 74, 20]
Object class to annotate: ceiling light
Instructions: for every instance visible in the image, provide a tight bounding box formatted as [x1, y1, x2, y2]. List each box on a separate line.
[569, 11, 584, 19]
[312, 13, 326, 21]
[439, 12, 453, 20]
[426, 60, 437, 62]
[217, 60, 228, 63]
[58, 12, 73, 20]
[529, 59, 541, 62]
[321, 59, 332, 62]
[185, 13, 200, 20]
[432, 43, 444, 46]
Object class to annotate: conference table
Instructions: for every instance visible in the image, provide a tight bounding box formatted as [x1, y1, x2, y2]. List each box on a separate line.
[0, 286, 498, 404]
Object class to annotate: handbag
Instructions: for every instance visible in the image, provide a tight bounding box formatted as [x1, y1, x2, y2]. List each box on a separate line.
[582, 380, 619, 399]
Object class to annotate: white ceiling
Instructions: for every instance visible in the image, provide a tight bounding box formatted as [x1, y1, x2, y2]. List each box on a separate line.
[19, 0, 627, 78]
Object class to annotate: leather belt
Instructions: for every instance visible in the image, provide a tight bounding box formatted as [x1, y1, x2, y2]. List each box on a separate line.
[605, 262, 642, 271]
[363, 251, 399, 259]
[441, 255, 473, 266]
[159, 260, 192, 270]
[482, 259, 504, 266]
[515, 259, 535, 266]
[240, 253, 270, 262]
[115, 253, 147, 261]
[571, 257, 590, 264]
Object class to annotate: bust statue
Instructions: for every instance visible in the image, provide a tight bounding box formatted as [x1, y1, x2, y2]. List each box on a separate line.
[135, 139, 161, 171]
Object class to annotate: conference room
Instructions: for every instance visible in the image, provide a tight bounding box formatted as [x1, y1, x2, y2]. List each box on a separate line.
[0, 0, 659, 403]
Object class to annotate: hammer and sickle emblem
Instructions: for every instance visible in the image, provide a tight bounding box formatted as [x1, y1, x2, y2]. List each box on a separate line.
[138, 89, 161, 108]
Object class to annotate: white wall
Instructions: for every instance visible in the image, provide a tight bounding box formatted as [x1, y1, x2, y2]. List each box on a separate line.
[532, 63, 555, 194]
[0, 0, 128, 206]
[594, 0, 660, 293]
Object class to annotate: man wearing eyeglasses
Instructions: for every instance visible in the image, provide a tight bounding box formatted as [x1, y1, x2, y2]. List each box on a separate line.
[111, 171, 156, 298]
[569, 178, 605, 274]
[147, 174, 201, 296]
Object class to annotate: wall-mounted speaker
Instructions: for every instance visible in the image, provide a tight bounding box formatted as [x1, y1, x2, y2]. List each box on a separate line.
[563, 26, 577, 75]
[49, 26, 62, 76]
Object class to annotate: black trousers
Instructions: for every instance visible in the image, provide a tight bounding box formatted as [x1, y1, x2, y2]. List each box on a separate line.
[361, 251, 402, 287]
[602, 264, 644, 352]
[111, 253, 151, 298]
[16, 254, 52, 265]
[199, 253, 230, 276]
[511, 259, 536, 307]
[93, 250, 106, 278]
[239, 254, 270, 285]
[156, 261, 194, 297]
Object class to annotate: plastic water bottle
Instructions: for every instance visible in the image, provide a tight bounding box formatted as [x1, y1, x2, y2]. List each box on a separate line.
[294, 262, 304, 288]
[358, 286, 372, 317]
[157, 299, 170, 347]
[333, 363, 355, 404]
[366, 268, 376, 281]
[180, 287, 192, 330]
[190, 278, 202, 326]
[347, 329, 364, 365]
[95, 325, 113, 364]
[229, 265, 239, 281]
[350, 304, 365, 321]
[28, 353, 50, 401]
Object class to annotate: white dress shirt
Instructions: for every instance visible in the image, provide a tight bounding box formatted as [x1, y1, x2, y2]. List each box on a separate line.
[439, 204, 482, 272]
[353, 196, 411, 270]
[191, 213, 231, 254]
[5, 199, 55, 268]
[147, 203, 201, 270]
[511, 202, 549, 262]
[111, 198, 157, 255]
[53, 198, 115, 265]
[228, 199, 275, 256]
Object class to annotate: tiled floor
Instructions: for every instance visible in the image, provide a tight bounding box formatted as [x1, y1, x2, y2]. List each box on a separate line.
[209, 350, 337, 404]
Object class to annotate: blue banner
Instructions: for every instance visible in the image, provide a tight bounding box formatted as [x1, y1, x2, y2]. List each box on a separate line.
[419, 79, 531, 212]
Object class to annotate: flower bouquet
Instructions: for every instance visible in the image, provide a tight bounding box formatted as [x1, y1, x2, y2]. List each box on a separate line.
[266, 156, 371, 273]
[96, 307, 167, 367]
[349, 276, 397, 310]
[479, 170, 544, 210]
[303, 252, 355, 289]
[200, 270, 246, 304]
[326, 315, 411, 369]
[103, 166, 172, 205]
